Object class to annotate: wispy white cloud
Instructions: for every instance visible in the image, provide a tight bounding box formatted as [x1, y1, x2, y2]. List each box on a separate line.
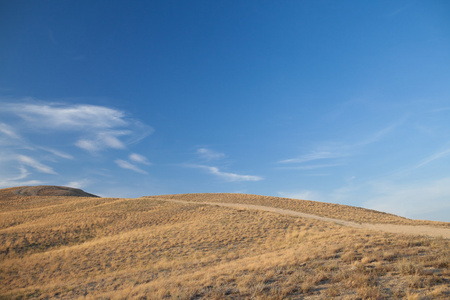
[16, 155, 57, 174]
[197, 148, 225, 161]
[39, 147, 74, 160]
[6, 103, 127, 129]
[115, 159, 148, 175]
[1, 100, 153, 153]
[187, 164, 263, 182]
[185, 148, 261, 182]
[355, 120, 403, 147]
[279, 120, 403, 167]
[66, 179, 91, 189]
[129, 153, 151, 165]
[0, 178, 43, 189]
[0, 123, 21, 139]
[0, 164, 44, 188]
[75, 140, 100, 152]
[391, 147, 450, 178]
[279, 152, 343, 164]
[113, 153, 151, 175]
[0, 99, 153, 186]
[75, 130, 128, 153]
[278, 163, 343, 170]
[414, 147, 450, 169]
[97, 132, 128, 149]
[11, 166, 30, 181]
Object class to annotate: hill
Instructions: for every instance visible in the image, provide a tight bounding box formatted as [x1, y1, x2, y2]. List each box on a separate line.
[0, 187, 449, 299]
[8, 185, 99, 198]
[150, 193, 450, 227]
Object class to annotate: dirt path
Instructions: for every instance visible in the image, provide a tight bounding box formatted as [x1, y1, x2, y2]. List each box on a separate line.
[158, 198, 450, 239]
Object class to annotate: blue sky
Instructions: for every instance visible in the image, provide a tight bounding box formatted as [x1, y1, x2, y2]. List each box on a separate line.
[1, 0, 450, 221]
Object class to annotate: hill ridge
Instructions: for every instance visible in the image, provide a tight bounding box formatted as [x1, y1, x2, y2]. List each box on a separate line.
[154, 197, 450, 238]
[1, 187, 449, 299]
[0, 185, 99, 198]
[146, 193, 450, 227]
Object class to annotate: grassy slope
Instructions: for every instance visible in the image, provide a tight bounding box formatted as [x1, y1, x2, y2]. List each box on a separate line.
[151, 193, 450, 227]
[0, 187, 449, 299]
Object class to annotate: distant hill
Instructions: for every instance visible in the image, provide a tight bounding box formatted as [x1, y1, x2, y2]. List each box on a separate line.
[0, 185, 99, 198]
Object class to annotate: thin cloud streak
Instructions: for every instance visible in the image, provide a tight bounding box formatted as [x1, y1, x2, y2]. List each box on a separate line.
[197, 148, 225, 161]
[67, 179, 91, 189]
[10, 166, 30, 181]
[16, 155, 57, 174]
[186, 164, 263, 182]
[39, 147, 74, 160]
[0, 158, 45, 188]
[414, 148, 450, 169]
[0, 178, 43, 189]
[0, 123, 21, 139]
[115, 159, 148, 175]
[75, 131, 128, 153]
[5, 103, 127, 129]
[391, 147, 450, 178]
[355, 119, 404, 148]
[75, 140, 101, 152]
[129, 153, 151, 165]
[279, 151, 343, 164]
[277, 163, 342, 170]
[279, 120, 404, 166]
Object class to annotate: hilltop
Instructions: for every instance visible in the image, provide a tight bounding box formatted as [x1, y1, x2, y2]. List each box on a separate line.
[2, 185, 99, 198]
[0, 186, 449, 299]
[150, 193, 450, 227]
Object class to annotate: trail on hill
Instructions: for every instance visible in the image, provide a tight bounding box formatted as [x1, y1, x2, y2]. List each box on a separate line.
[158, 198, 450, 239]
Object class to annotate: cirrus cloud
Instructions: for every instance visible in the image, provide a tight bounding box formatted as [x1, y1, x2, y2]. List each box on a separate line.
[5, 102, 127, 130]
[1, 100, 153, 153]
[115, 159, 148, 175]
[0, 98, 154, 188]
[186, 164, 263, 182]
[196, 148, 225, 161]
[129, 153, 151, 165]
[16, 154, 57, 174]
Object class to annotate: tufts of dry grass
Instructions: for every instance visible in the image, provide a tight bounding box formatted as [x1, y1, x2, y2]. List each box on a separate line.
[1, 189, 449, 299]
[151, 193, 450, 227]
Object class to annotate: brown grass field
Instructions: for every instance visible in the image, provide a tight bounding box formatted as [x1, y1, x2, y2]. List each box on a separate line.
[1, 186, 449, 299]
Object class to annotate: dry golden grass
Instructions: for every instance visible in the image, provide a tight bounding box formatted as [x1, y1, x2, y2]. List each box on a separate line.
[152, 193, 450, 227]
[1, 187, 449, 299]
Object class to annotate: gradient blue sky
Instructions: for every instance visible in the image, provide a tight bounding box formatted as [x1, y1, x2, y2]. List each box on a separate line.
[1, 1, 450, 221]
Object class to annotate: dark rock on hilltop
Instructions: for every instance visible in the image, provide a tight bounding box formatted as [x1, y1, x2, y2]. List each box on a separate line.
[13, 186, 99, 197]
